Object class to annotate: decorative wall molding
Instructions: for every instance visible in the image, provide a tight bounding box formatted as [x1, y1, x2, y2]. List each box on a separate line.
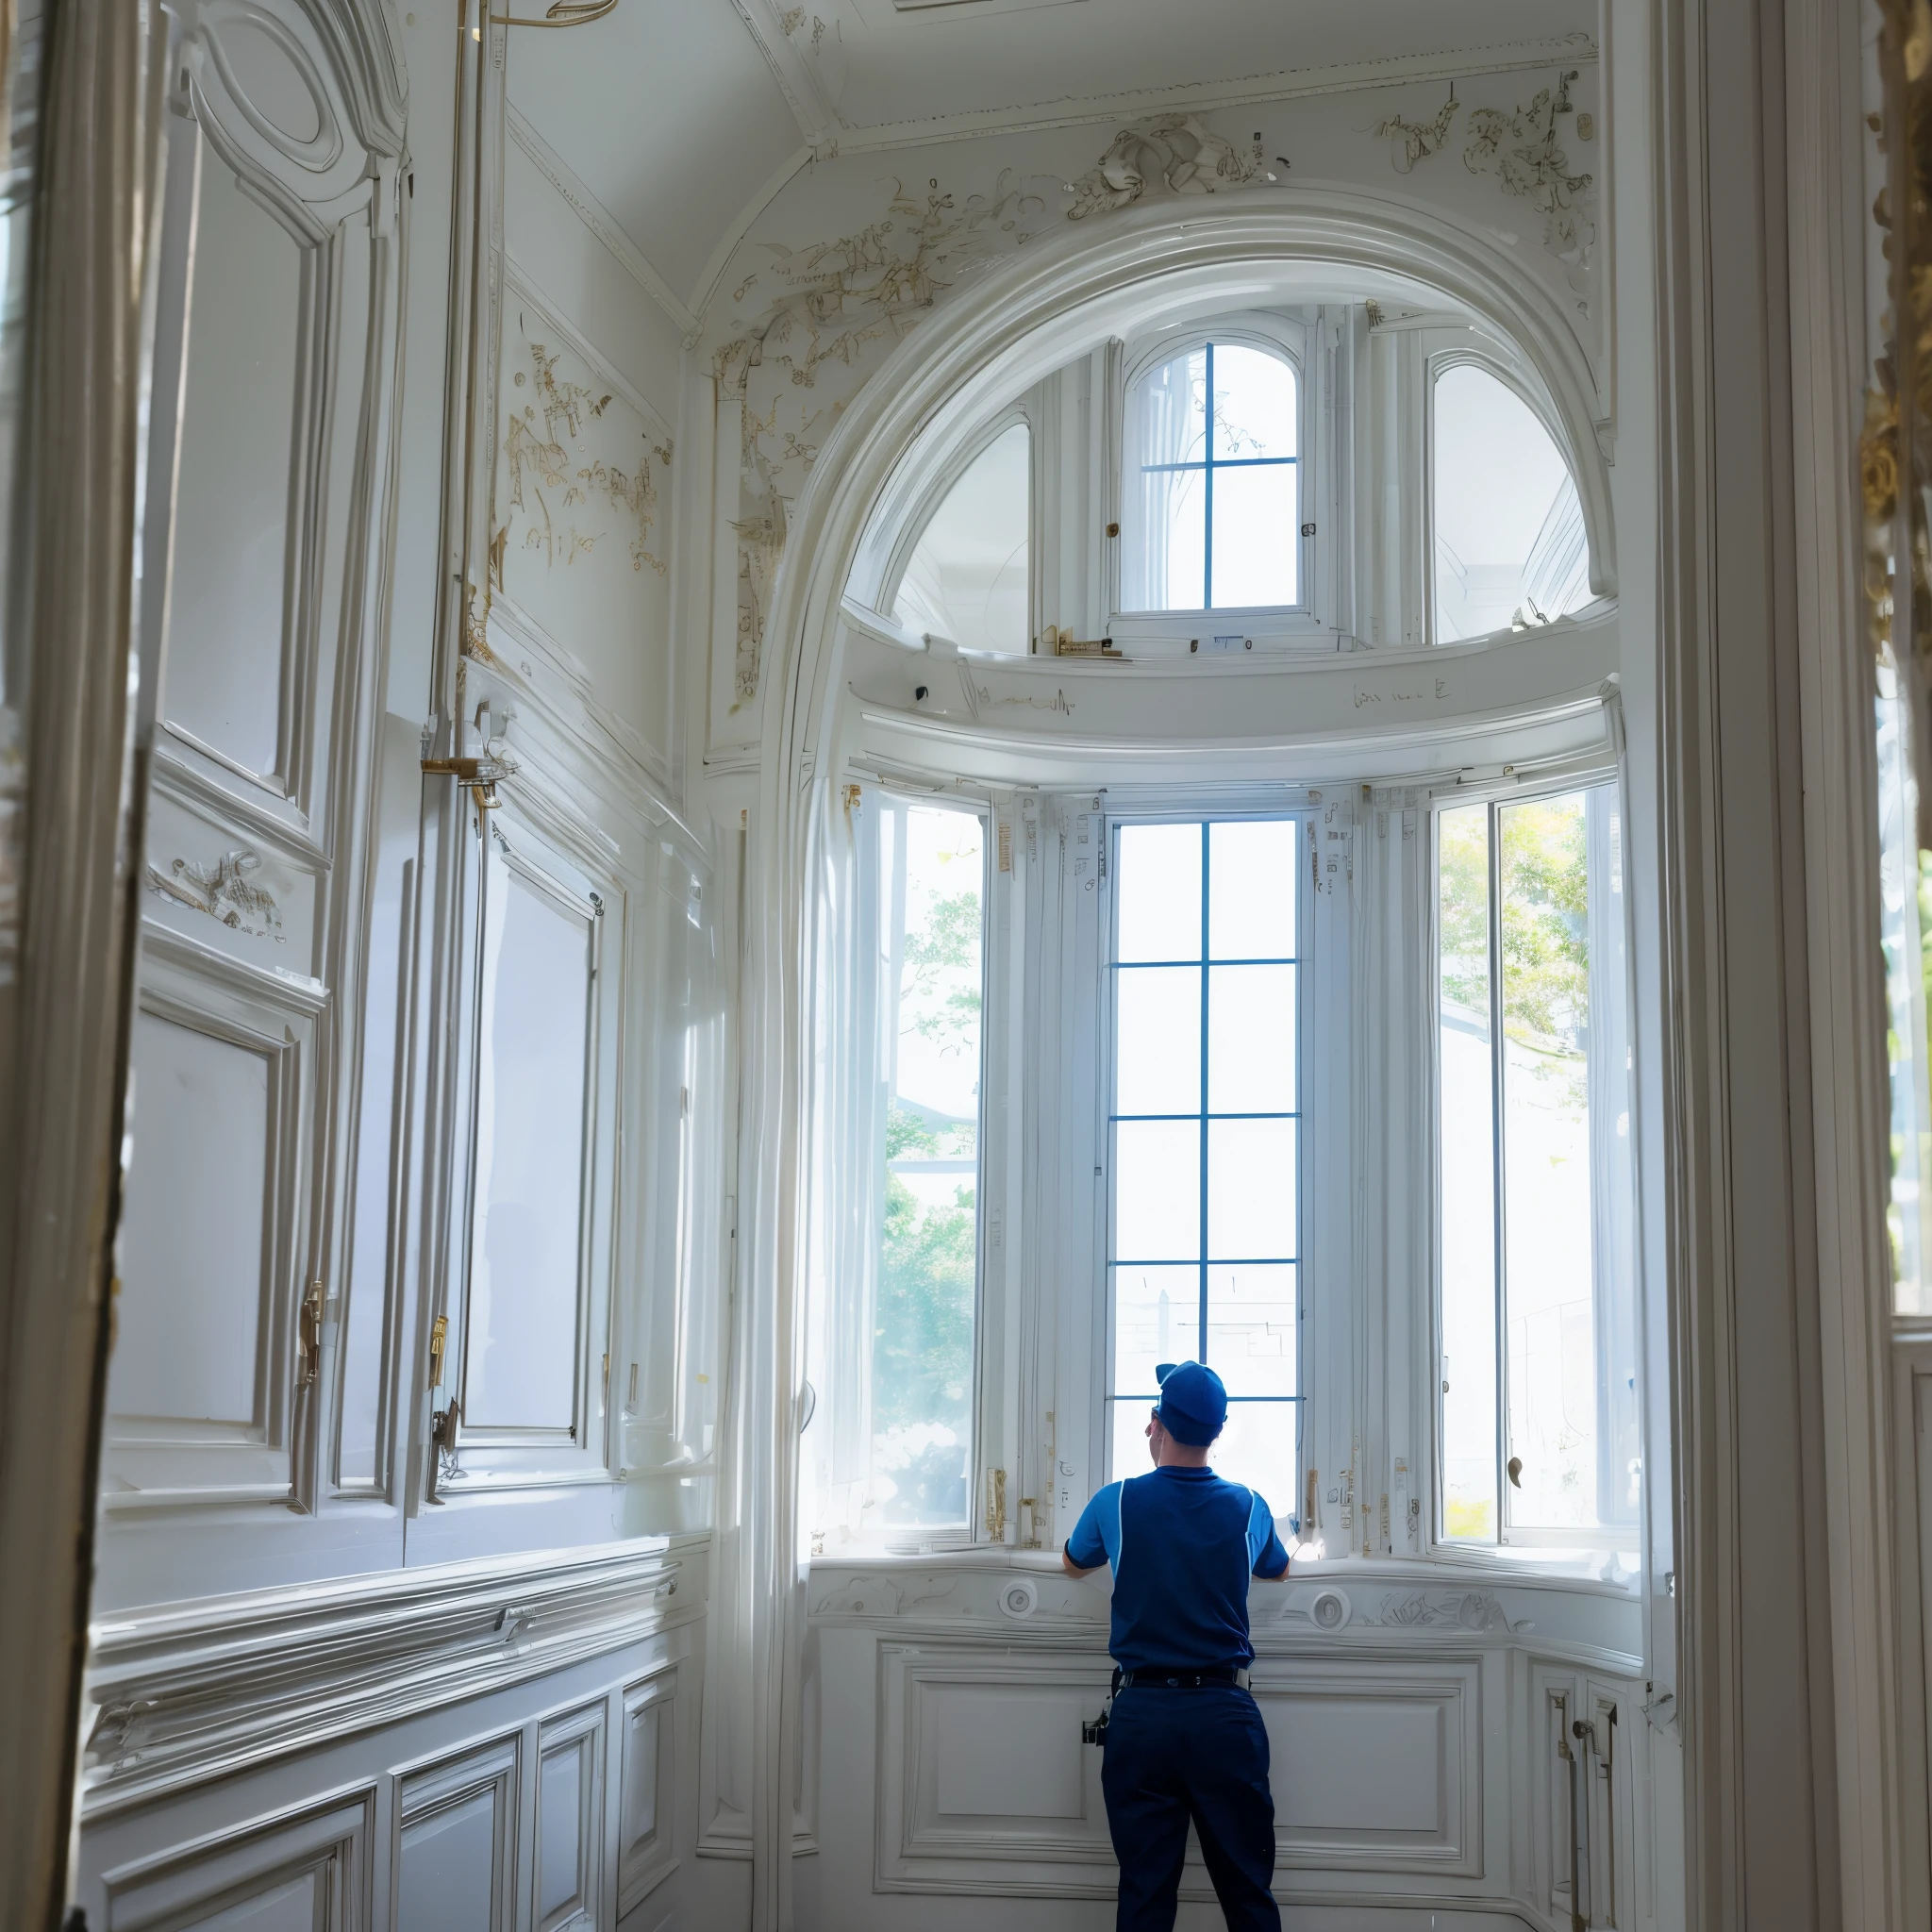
[79, 1536, 693, 1816]
[806, 1555, 1641, 1665]
[709, 166, 1058, 714]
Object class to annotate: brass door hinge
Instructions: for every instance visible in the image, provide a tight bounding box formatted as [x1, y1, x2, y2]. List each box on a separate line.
[299, 1281, 325, 1387]
[986, 1468, 1007, 1540]
[421, 753, 513, 813]
[428, 1312, 448, 1390]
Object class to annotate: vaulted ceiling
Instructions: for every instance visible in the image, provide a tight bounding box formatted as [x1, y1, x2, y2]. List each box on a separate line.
[508, 0, 1597, 319]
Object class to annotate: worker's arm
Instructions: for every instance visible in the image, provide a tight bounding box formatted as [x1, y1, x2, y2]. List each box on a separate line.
[1251, 1504, 1292, 1580]
[1061, 1485, 1112, 1579]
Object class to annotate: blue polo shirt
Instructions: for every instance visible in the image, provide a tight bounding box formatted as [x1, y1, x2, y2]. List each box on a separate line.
[1065, 1465, 1290, 1674]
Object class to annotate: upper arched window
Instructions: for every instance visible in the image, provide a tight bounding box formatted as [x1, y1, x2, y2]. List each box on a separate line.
[1121, 341, 1300, 614]
[1431, 363, 1590, 642]
[892, 420, 1030, 654]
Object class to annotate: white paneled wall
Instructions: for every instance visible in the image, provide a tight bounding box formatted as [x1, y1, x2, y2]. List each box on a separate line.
[75, 1543, 706, 1931]
[80, 1, 724, 1924]
[801, 1557, 1651, 1932]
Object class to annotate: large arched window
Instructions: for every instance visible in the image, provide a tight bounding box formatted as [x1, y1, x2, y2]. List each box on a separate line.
[1430, 363, 1590, 642]
[891, 420, 1030, 654]
[1121, 340, 1300, 614]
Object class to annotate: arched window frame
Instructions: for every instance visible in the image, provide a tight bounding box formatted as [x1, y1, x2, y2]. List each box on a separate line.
[1108, 313, 1324, 646]
[881, 401, 1039, 654]
[1424, 337, 1592, 646]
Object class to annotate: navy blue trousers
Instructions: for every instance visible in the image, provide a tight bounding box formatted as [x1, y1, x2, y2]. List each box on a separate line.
[1099, 1684, 1281, 1931]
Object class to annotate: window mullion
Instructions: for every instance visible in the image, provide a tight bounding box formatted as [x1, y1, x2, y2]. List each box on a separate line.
[1198, 821, 1211, 1363]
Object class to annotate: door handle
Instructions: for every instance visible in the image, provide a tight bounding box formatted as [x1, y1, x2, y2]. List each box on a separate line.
[1507, 1455, 1523, 1488]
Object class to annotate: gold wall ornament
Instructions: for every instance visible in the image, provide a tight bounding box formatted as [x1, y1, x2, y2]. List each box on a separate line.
[1874, 0, 1932, 839]
[489, 0, 619, 27]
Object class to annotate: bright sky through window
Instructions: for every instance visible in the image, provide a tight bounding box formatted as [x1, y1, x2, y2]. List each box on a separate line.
[1431, 364, 1589, 641]
[1108, 818, 1301, 1515]
[869, 802, 985, 1530]
[893, 422, 1030, 654]
[1121, 342, 1299, 614]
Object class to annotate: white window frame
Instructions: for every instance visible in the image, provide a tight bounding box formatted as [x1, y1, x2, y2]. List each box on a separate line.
[1108, 314, 1324, 651]
[1426, 768, 1639, 1556]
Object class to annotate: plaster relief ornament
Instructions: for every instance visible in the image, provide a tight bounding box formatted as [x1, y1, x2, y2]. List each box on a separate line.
[496, 337, 668, 582]
[1463, 69, 1596, 301]
[145, 850, 284, 941]
[711, 169, 1056, 708]
[1370, 71, 1599, 315]
[1065, 115, 1273, 220]
[1375, 88, 1461, 174]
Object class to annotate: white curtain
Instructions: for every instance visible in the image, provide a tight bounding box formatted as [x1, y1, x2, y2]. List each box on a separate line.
[1121, 348, 1203, 611]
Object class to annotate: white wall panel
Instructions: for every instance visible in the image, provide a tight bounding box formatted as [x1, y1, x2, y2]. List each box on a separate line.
[106, 935, 321, 1504]
[875, 1645, 1114, 1891]
[535, 1701, 604, 1930]
[618, 1662, 679, 1914]
[162, 145, 308, 791]
[396, 1734, 519, 1932]
[1254, 1660, 1481, 1872]
[103, 1790, 375, 1932]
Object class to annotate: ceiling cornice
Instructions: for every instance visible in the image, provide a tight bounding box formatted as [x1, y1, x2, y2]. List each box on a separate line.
[729, 0, 842, 149]
[506, 104, 703, 342]
[787, 30, 1596, 157]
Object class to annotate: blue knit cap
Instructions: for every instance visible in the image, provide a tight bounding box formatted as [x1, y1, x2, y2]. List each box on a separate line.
[1153, 1359, 1227, 1446]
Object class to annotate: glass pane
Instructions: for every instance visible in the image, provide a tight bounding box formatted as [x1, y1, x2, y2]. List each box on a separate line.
[1212, 344, 1297, 460]
[1207, 1403, 1297, 1518]
[1208, 819, 1296, 959]
[1210, 458, 1297, 609]
[1116, 966, 1201, 1115]
[1113, 1264, 1201, 1398]
[1207, 1265, 1296, 1397]
[1437, 803, 1497, 1541]
[1109, 1396, 1158, 1484]
[1116, 823, 1202, 961]
[465, 858, 592, 1431]
[893, 422, 1030, 655]
[1208, 965, 1295, 1114]
[1206, 1117, 1294, 1258]
[1116, 1119, 1201, 1259]
[1497, 792, 1595, 1531]
[1432, 363, 1588, 641]
[873, 803, 983, 1529]
[1121, 345, 1207, 612]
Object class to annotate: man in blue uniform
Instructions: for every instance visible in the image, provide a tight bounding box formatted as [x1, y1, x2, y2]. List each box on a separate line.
[1062, 1359, 1291, 1931]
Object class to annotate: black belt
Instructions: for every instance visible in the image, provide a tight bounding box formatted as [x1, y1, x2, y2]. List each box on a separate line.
[1117, 1666, 1250, 1690]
